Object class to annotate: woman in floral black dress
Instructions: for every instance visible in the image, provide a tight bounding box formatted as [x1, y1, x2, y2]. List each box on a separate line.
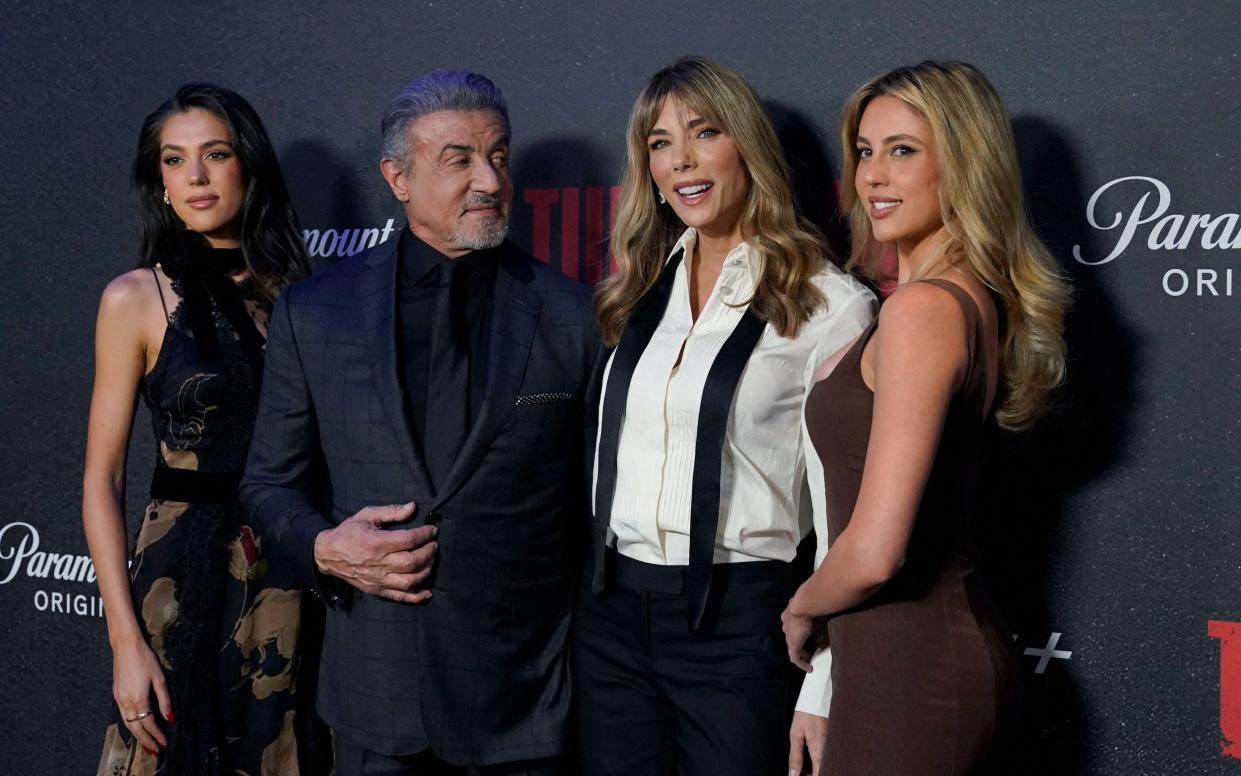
[83, 83, 325, 775]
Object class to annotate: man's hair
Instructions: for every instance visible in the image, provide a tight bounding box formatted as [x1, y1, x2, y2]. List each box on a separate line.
[381, 70, 509, 167]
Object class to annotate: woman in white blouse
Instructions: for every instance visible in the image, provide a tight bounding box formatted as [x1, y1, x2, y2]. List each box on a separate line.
[573, 56, 876, 776]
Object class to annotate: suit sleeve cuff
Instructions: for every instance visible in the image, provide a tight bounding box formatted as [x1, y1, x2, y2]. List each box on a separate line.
[290, 514, 343, 607]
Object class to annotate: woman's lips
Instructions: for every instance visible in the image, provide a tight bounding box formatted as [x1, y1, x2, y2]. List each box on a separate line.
[186, 196, 219, 210]
[675, 181, 714, 206]
[869, 199, 901, 219]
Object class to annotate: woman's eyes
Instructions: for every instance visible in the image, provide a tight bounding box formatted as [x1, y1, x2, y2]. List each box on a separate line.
[161, 150, 233, 165]
[648, 127, 720, 151]
[856, 145, 917, 159]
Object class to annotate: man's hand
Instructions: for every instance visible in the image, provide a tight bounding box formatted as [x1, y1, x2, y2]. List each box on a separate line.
[313, 502, 437, 603]
[788, 710, 828, 776]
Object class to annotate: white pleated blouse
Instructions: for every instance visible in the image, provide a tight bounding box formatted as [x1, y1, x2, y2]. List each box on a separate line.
[593, 228, 875, 568]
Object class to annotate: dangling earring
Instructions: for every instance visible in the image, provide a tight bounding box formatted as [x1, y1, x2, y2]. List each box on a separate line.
[657, 191, 666, 205]
[162, 189, 171, 205]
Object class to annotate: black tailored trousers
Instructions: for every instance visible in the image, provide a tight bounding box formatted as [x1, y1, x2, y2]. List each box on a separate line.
[572, 552, 800, 776]
[334, 739, 565, 776]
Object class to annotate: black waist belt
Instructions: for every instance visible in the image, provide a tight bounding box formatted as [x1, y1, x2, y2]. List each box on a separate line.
[150, 467, 241, 505]
[611, 549, 792, 596]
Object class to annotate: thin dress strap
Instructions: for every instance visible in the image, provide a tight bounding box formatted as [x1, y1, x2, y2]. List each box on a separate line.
[150, 266, 172, 324]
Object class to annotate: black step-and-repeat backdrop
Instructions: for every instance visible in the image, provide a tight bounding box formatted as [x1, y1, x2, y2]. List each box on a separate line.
[2, 2, 1238, 773]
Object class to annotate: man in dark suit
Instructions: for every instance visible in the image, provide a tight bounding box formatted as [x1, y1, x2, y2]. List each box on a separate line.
[241, 70, 595, 776]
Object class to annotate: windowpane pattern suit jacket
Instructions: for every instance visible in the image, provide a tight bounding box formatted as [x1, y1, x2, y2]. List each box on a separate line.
[240, 237, 596, 764]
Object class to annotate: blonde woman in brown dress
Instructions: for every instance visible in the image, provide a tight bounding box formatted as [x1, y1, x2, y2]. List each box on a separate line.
[781, 61, 1069, 775]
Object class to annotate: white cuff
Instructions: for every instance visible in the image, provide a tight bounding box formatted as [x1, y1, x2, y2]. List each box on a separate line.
[793, 645, 833, 717]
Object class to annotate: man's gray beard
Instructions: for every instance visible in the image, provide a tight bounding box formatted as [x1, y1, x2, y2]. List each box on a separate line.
[450, 214, 508, 251]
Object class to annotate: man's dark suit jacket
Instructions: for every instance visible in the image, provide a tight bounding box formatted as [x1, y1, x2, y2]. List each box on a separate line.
[240, 236, 596, 764]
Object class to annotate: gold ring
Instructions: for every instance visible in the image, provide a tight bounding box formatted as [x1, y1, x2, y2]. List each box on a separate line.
[125, 710, 153, 723]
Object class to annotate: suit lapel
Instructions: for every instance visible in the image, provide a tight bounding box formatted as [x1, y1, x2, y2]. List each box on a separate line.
[355, 238, 435, 498]
[589, 248, 684, 593]
[430, 248, 540, 508]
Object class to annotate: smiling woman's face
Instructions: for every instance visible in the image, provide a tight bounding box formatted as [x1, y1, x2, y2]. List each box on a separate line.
[647, 96, 747, 241]
[854, 95, 943, 256]
[158, 108, 245, 247]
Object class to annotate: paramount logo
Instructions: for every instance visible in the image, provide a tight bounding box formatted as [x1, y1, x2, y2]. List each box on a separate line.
[1074, 176, 1239, 297]
[302, 218, 399, 259]
[0, 522, 95, 585]
[0, 522, 107, 618]
[1074, 176, 1241, 265]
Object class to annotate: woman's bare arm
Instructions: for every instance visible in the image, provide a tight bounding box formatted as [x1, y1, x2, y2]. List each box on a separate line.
[789, 282, 969, 618]
[81, 269, 172, 750]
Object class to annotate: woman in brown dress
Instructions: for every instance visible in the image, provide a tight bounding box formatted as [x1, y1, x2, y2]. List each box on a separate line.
[780, 61, 1070, 774]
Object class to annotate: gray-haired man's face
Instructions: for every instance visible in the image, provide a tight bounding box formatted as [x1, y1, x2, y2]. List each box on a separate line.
[380, 109, 512, 257]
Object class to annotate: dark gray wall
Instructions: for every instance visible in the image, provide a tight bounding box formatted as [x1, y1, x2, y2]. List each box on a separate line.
[1, 1, 1238, 773]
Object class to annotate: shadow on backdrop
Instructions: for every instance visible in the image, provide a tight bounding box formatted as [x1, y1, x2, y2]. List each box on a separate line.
[281, 138, 371, 272]
[976, 116, 1143, 775]
[766, 101, 851, 265]
[511, 136, 614, 283]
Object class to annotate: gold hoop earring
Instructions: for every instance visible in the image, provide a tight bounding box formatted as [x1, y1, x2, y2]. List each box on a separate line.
[162, 189, 171, 206]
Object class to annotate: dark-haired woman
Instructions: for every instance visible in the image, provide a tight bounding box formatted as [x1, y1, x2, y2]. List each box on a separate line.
[83, 84, 321, 775]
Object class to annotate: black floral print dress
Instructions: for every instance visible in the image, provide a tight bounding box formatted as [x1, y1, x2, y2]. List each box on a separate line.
[99, 247, 326, 776]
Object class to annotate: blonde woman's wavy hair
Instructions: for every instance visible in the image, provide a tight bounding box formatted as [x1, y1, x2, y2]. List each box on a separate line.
[595, 55, 827, 346]
[840, 60, 1069, 431]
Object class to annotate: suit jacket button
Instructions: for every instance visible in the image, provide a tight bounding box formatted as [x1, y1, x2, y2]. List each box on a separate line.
[426, 511, 442, 525]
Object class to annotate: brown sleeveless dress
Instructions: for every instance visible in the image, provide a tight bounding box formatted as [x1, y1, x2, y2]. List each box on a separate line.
[804, 279, 1019, 775]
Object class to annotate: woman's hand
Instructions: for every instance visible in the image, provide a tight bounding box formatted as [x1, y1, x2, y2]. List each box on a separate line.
[781, 601, 816, 672]
[112, 635, 172, 755]
[788, 710, 828, 775]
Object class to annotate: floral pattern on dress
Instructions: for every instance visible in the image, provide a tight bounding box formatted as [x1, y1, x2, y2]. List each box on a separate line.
[232, 587, 301, 700]
[259, 710, 300, 776]
[141, 577, 179, 669]
[101, 268, 329, 775]
[134, 499, 189, 556]
[228, 526, 267, 582]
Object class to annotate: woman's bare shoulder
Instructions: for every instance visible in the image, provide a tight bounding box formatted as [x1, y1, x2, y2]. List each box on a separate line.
[879, 281, 967, 328]
[872, 282, 971, 372]
[98, 267, 168, 325]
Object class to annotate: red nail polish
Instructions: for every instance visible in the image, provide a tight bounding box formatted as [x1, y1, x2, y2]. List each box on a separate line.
[166, 711, 176, 724]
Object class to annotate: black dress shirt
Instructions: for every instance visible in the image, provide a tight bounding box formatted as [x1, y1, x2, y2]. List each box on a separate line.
[397, 228, 496, 462]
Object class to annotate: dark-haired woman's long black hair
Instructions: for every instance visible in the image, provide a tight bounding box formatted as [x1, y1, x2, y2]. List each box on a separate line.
[132, 83, 310, 304]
